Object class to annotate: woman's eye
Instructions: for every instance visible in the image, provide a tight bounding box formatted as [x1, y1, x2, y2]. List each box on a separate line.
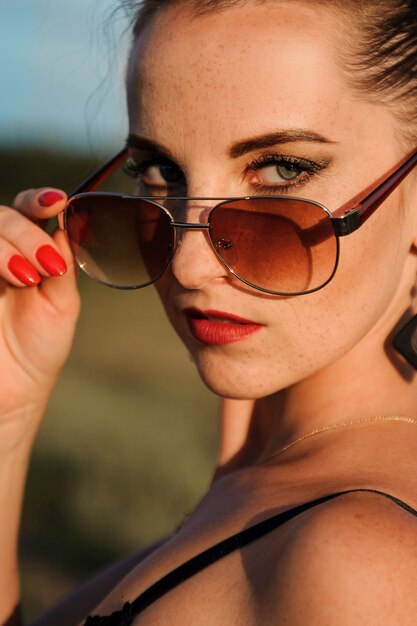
[124, 157, 185, 188]
[144, 163, 184, 185]
[258, 162, 303, 183]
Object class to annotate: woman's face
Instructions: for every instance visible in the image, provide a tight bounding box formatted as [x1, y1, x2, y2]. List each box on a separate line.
[126, 1, 417, 399]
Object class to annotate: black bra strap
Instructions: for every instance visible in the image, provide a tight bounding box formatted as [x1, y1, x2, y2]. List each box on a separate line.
[85, 488, 417, 625]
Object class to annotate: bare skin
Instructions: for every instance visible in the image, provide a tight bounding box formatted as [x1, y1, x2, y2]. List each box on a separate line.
[2, 1, 417, 625]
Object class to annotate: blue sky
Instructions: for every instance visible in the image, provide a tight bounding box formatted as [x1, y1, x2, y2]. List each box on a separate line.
[0, 0, 131, 153]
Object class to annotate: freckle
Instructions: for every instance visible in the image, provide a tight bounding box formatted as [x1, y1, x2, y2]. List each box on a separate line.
[354, 513, 363, 520]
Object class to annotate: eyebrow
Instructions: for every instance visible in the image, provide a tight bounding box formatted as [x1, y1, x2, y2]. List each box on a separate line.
[127, 134, 175, 160]
[229, 130, 338, 159]
[127, 128, 338, 160]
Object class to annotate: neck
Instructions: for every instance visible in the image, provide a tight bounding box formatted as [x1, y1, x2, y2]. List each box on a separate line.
[214, 307, 417, 478]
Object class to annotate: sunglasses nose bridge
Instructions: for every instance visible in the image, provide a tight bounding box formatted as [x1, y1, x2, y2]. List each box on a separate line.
[167, 197, 220, 234]
[171, 221, 210, 231]
[170, 221, 211, 258]
[169, 222, 230, 290]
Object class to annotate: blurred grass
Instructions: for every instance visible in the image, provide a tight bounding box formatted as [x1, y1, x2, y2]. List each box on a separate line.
[0, 147, 218, 619]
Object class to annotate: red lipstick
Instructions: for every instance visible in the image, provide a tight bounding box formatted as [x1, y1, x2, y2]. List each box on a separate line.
[184, 308, 263, 345]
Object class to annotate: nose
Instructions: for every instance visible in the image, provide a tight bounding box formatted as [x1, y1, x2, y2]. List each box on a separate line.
[170, 223, 229, 290]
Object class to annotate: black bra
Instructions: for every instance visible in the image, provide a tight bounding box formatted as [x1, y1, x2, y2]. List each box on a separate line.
[84, 489, 417, 625]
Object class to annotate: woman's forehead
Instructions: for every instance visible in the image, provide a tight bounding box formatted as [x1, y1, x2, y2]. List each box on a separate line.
[127, 2, 388, 153]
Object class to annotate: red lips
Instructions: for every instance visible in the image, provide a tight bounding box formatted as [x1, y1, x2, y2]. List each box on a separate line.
[184, 308, 263, 345]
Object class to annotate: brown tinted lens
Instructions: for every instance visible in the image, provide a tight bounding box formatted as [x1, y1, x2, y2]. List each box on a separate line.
[209, 198, 337, 294]
[66, 195, 174, 288]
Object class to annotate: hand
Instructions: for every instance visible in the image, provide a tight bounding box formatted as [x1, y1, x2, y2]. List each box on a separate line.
[0, 188, 80, 451]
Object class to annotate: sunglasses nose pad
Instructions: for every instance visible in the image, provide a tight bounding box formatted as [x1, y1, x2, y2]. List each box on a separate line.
[214, 237, 238, 265]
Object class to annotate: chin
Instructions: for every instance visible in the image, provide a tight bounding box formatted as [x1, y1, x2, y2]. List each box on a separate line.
[190, 349, 289, 400]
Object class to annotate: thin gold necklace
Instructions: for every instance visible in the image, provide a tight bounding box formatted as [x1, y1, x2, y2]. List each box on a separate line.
[258, 415, 417, 465]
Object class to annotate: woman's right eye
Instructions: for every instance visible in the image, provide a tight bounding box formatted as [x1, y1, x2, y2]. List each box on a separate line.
[124, 157, 185, 190]
[144, 162, 184, 186]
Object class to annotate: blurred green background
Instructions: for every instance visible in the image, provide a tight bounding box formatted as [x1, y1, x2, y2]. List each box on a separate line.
[0, 147, 219, 620]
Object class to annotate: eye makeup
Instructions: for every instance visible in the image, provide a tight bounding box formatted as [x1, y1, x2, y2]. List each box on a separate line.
[125, 154, 331, 197]
[125, 136, 333, 197]
[245, 152, 332, 194]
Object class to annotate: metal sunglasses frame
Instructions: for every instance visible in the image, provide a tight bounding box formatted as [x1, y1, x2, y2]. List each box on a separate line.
[58, 145, 417, 296]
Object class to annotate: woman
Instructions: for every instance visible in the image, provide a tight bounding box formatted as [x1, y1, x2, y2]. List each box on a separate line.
[3, 0, 417, 624]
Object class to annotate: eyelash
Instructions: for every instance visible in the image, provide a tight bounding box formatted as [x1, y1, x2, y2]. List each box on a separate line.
[246, 153, 324, 193]
[123, 157, 181, 181]
[124, 153, 325, 194]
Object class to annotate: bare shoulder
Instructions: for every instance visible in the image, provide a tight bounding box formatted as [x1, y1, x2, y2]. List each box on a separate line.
[265, 491, 417, 626]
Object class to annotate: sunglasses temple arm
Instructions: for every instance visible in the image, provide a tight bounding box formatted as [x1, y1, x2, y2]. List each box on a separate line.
[333, 148, 417, 227]
[67, 148, 128, 198]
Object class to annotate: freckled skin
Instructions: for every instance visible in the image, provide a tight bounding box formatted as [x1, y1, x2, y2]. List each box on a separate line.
[81, 5, 417, 621]
[127, 2, 417, 440]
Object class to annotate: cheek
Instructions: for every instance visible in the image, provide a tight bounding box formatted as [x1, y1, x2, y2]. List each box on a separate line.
[276, 200, 407, 377]
[336, 198, 406, 311]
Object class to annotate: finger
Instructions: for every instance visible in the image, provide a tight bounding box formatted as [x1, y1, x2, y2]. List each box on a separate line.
[0, 240, 41, 287]
[0, 207, 67, 278]
[13, 187, 67, 220]
[38, 229, 81, 317]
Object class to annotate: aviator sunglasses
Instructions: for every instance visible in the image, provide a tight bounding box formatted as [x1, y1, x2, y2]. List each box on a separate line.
[57, 146, 417, 296]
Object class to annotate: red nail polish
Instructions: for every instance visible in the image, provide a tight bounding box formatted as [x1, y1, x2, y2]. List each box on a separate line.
[36, 245, 67, 276]
[38, 191, 65, 207]
[8, 256, 41, 286]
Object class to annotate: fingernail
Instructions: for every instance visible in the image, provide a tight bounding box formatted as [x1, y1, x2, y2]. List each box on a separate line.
[8, 255, 41, 286]
[36, 245, 67, 276]
[38, 191, 66, 207]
